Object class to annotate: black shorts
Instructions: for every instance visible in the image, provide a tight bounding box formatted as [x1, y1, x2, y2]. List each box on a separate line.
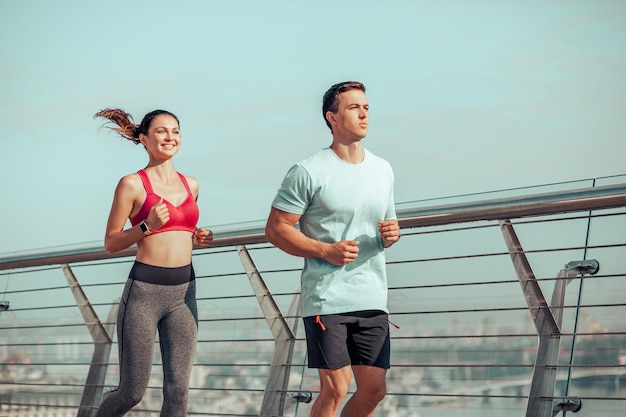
[304, 310, 390, 370]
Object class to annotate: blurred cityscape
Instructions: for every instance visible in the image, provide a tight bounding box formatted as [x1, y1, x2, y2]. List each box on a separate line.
[1, 308, 625, 416]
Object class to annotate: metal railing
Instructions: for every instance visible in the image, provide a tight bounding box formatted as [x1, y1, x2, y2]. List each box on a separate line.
[1, 180, 625, 417]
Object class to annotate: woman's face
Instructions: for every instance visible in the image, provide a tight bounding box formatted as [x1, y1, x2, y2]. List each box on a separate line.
[139, 114, 181, 160]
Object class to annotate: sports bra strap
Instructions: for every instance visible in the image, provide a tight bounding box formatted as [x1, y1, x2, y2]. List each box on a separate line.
[137, 170, 155, 194]
[177, 172, 193, 196]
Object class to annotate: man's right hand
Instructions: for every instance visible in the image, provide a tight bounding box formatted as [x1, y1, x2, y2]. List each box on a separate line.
[324, 240, 359, 266]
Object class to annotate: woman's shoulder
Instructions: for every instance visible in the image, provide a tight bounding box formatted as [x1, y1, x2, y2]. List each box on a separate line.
[114, 171, 143, 194]
[118, 171, 142, 185]
[180, 172, 197, 181]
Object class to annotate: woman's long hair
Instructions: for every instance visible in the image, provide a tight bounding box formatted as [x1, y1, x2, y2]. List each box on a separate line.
[94, 108, 179, 144]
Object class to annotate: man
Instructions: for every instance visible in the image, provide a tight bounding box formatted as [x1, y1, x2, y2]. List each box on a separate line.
[265, 81, 400, 417]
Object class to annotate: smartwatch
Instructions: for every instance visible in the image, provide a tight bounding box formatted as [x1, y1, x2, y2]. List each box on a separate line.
[139, 220, 152, 235]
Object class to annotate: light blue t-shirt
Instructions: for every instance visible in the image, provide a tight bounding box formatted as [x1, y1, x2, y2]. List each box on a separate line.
[271, 147, 396, 317]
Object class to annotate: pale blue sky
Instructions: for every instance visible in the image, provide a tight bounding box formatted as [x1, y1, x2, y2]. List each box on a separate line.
[1, 0, 625, 254]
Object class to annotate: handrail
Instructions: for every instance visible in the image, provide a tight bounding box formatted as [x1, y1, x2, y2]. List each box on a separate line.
[1, 183, 625, 271]
[397, 183, 626, 227]
[0, 182, 624, 416]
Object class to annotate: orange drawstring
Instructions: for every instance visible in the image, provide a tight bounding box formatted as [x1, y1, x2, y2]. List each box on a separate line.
[315, 315, 326, 331]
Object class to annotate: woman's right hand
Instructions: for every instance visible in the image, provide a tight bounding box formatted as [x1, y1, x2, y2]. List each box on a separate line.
[146, 198, 170, 231]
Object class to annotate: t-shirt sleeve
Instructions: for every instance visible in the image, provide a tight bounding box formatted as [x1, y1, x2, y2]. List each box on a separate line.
[271, 164, 312, 215]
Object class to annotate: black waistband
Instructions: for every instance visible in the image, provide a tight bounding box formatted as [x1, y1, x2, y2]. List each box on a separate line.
[129, 261, 195, 286]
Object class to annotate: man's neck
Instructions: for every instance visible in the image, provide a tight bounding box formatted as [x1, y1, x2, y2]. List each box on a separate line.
[330, 140, 365, 164]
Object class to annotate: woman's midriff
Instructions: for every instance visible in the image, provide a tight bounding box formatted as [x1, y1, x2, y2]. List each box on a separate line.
[135, 230, 194, 268]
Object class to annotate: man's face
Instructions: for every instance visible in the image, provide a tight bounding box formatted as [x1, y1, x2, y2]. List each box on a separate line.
[328, 89, 369, 140]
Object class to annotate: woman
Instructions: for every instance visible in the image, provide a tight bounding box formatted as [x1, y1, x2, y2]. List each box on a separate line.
[93, 108, 213, 416]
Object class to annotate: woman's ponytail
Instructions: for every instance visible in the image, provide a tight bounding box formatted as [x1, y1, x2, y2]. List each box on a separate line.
[94, 108, 141, 144]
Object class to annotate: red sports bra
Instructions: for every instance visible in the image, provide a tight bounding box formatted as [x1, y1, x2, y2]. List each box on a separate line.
[129, 170, 200, 234]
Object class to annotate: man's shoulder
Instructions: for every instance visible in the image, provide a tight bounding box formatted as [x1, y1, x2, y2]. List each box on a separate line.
[299, 147, 331, 162]
[365, 149, 393, 169]
[295, 148, 333, 170]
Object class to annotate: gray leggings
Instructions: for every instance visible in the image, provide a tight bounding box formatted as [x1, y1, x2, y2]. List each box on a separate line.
[95, 262, 198, 417]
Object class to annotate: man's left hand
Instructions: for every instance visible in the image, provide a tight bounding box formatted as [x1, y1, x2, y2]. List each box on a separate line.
[379, 219, 400, 248]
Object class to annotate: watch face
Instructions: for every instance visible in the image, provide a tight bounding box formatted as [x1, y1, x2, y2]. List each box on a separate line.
[140, 222, 149, 233]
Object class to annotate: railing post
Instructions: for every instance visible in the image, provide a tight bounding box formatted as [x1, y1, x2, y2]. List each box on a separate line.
[61, 264, 119, 417]
[553, 260, 598, 417]
[236, 245, 309, 417]
[499, 221, 598, 417]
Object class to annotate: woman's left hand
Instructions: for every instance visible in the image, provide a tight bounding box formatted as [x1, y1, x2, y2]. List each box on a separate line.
[194, 227, 214, 248]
